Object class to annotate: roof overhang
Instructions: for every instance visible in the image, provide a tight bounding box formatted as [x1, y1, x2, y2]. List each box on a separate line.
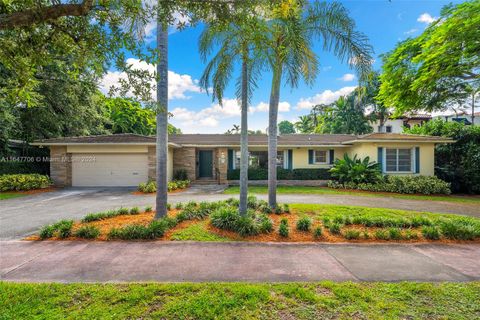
[342, 139, 454, 144]
[31, 142, 181, 148]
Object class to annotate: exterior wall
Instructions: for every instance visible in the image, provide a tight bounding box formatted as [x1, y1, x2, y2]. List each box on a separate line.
[67, 145, 148, 153]
[50, 146, 72, 187]
[172, 147, 196, 181]
[147, 146, 156, 181]
[347, 142, 435, 176]
[216, 148, 228, 183]
[370, 119, 404, 133]
[228, 180, 328, 186]
[292, 147, 347, 169]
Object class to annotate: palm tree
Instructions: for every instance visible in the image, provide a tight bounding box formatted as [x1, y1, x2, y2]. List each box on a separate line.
[264, 0, 373, 209]
[294, 115, 314, 133]
[199, 14, 265, 215]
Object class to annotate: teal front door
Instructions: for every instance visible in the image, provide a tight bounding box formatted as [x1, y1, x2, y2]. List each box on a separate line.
[198, 150, 213, 178]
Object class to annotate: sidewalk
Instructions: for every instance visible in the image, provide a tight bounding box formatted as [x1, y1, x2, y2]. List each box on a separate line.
[1, 241, 479, 282]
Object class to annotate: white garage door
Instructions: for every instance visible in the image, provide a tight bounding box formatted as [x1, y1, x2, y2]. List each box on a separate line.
[72, 153, 148, 187]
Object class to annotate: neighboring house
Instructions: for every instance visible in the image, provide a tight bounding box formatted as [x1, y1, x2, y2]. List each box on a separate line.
[433, 111, 480, 126]
[370, 114, 431, 133]
[32, 133, 452, 187]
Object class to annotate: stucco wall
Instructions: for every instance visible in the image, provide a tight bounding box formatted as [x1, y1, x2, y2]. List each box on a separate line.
[292, 147, 348, 169]
[66, 145, 148, 153]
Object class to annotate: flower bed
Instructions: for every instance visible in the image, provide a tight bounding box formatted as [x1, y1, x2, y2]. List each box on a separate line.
[0, 174, 52, 191]
[137, 180, 190, 193]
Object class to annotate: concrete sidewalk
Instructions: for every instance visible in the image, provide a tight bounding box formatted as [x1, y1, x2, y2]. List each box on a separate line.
[1, 241, 479, 282]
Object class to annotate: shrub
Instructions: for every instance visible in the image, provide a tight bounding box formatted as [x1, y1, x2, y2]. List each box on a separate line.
[422, 226, 441, 240]
[118, 207, 129, 215]
[282, 204, 290, 214]
[107, 218, 176, 240]
[362, 231, 370, 239]
[145, 206, 153, 213]
[138, 180, 190, 193]
[279, 219, 289, 237]
[388, 228, 402, 240]
[404, 230, 419, 240]
[82, 210, 118, 223]
[175, 203, 183, 210]
[344, 229, 361, 240]
[167, 203, 171, 210]
[130, 207, 140, 215]
[247, 195, 259, 209]
[296, 217, 312, 232]
[39, 225, 55, 239]
[0, 174, 52, 191]
[210, 207, 239, 231]
[330, 154, 382, 184]
[328, 175, 451, 195]
[257, 214, 273, 233]
[227, 168, 331, 180]
[259, 203, 271, 214]
[329, 223, 342, 235]
[75, 226, 100, 239]
[374, 230, 390, 240]
[236, 216, 258, 237]
[439, 221, 477, 240]
[54, 220, 74, 239]
[173, 169, 188, 181]
[314, 227, 323, 239]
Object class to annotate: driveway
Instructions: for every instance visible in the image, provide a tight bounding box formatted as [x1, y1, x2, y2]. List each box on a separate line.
[0, 187, 478, 240]
[1, 241, 479, 282]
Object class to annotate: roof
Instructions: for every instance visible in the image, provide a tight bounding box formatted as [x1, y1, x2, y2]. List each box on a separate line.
[32, 132, 453, 147]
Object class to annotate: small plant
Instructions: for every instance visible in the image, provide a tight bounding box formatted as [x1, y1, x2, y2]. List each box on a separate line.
[374, 230, 390, 240]
[333, 216, 344, 224]
[422, 226, 441, 240]
[279, 219, 289, 237]
[257, 215, 273, 233]
[344, 229, 361, 240]
[404, 230, 419, 240]
[296, 216, 312, 232]
[362, 230, 370, 239]
[259, 204, 271, 214]
[75, 225, 100, 239]
[247, 195, 258, 209]
[440, 221, 477, 240]
[313, 227, 323, 239]
[39, 225, 55, 239]
[175, 203, 183, 210]
[322, 217, 331, 228]
[388, 228, 402, 240]
[129, 207, 140, 215]
[236, 216, 258, 237]
[329, 223, 342, 235]
[55, 220, 74, 239]
[145, 206, 153, 213]
[274, 206, 282, 214]
[210, 207, 239, 231]
[167, 203, 172, 210]
[282, 204, 290, 214]
[173, 169, 188, 181]
[117, 207, 129, 215]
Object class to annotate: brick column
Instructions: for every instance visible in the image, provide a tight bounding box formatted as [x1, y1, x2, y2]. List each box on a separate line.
[216, 148, 228, 184]
[50, 146, 71, 187]
[147, 146, 156, 181]
[173, 147, 196, 181]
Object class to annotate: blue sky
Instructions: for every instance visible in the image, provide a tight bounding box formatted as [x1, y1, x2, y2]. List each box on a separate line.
[100, 0, 464, 133]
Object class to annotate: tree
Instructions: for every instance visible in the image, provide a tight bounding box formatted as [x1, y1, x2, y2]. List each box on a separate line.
[378, 1, 480, 116]
[199, 10, 265, 215]
[264, 0, 373, 208]
[294, 115, 315, 133]
[278, 121, 295, 134]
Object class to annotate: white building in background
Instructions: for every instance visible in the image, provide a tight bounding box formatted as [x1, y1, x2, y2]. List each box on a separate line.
[370, 114, 432, 133]
[433, 111, 480, 126]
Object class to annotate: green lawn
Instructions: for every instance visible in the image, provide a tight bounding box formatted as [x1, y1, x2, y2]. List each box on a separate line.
[1, 282, 479, 319]
[0, 193, 26, 200]
[224, 185, 480, 204]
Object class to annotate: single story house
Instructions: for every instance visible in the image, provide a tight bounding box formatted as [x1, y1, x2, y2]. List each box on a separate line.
[32, 133, 453, 187]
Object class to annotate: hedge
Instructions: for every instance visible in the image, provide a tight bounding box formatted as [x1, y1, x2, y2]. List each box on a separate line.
[227, 168, 331, 180]
[0, 174, 53, 191]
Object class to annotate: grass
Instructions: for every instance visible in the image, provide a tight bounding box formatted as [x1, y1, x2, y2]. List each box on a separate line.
[0, 192, 26, 200]
[170, 221, 231, 241]
[1, 281, 479, 319]
[224, 185, 480, 204]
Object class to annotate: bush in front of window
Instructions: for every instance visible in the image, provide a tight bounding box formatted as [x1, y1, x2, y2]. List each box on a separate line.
[0, 174, 52, 191]
[226, 168, 331, 180]
[328, 175, 451, 195]
[329, 154, 382, 184]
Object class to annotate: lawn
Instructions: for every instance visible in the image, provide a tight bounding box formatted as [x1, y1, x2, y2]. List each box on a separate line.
[224, 185, 480, 204]
[0, 193, 26, 200]
[1, 281, 479, 319]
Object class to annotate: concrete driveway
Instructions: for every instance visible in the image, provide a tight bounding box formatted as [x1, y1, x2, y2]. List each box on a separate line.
[1, 187, 478, 240]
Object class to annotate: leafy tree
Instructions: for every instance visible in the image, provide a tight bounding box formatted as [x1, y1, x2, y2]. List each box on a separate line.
[263, 0, 373, 208]
[378, 1, 480, 118]
[199, 9, 266, 215]
[404, 119, 480, 194]
[278, 121, 296, 134]
[294, 115, 315, 133]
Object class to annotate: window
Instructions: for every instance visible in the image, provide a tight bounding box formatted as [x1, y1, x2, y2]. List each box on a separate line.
[314, 150, 327, 164]
[385, 148, 412, 172]
[386, 126, 392, 133]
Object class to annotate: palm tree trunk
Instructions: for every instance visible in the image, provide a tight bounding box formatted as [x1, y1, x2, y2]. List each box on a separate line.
[155, 20, 168, 219]
[239, 51, 249, 216]
[268, 65, 282, 209]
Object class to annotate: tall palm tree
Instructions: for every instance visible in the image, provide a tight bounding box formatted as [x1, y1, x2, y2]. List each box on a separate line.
[294, 115, 314, 133]
[264, 0, 373, 209]
[199, 14, 265, 215]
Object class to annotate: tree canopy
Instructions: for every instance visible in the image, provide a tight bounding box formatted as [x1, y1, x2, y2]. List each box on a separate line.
[278, 121, 296, 134]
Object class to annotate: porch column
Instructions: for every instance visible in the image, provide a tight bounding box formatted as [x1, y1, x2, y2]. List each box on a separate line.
[147, 146, 156, 181]
[50, 146, 72, 187]
[216, 148, 228, 184]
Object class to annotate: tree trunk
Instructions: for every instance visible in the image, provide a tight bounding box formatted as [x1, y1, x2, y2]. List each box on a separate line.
[239, 51, 249, 216]
[268, 65, 282, 209]
[155, 20, 168, 219]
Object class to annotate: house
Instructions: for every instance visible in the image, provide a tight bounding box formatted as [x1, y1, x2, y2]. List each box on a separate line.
[32, 133, 453, 187]
[433, 111, 480, 126]
[370, 114, 432, 133]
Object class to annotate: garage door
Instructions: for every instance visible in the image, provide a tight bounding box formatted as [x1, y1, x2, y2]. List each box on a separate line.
[72, 154, 148, 187]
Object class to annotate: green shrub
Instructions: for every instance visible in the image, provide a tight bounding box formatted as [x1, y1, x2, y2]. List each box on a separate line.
[388, 228, 402, 240]
[118, 207, 129, 215]
[82, 210, 117, 223]
[210, 207, 239, 231]
[75, 226, 100, 239]
[279, 219, 289, 237]
[247, 195, 259, 209]
[344, 229, 361, 240]
[362, 231, 370, 239]
[236, 216, 258, 237]
[129, 207, 140, 215]
[107, 218, 176, 240]
[322, 217, 331, 228]
[175, 203, 183, 210]
[422, 226, 441, 240]
[328, 175, 451, 195]
[404, 230, 419, 240]
[138, 180, 190, 193]
[282, 204, 290, 214]
[330, 154, 382, 184]
[39, 225, 55, 239]
[227, 168, 331, 180]
[0, 174, 52, 191]
[145, 206, 153, 213]
[374, 230, 390, 240]
[167, 203, 171, 210]
[329, 223, 342, 235]
[314, 227, 323, 239]
[54, 220, 74, 239]
[439, 221, 477, 240]
[173, 169, 188, 181]
[274, 206, 282, 214]
[296, 217, 312, 232]
[259, 204, 271, 214]
[257, 214, 273, 233]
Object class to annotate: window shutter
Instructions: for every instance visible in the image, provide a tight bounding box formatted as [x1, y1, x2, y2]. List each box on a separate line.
[377, 147, 384, 173]
[329, 149, 334, 165]
[227, 149, 233, 170]
[415, 147, 420, 174]
[308, 150, 314, 164]
[288, 149, 293, 170]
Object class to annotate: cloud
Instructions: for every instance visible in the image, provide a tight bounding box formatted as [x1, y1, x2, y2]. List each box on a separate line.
[338, 73, 355, 82]
[417, 13, 435, 24]
[296, 86, 357, 110]
[404, 28, 418, 35]
[251, 101, 291, 113]
[99, 58, 203, 100]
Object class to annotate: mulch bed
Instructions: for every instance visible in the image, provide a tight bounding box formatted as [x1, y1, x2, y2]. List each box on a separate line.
[1, 187, 57, 195]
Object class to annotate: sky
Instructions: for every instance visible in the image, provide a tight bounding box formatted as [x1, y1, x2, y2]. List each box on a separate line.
[99, 0, 466, 134]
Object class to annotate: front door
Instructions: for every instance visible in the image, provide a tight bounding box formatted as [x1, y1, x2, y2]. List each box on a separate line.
[198, 150, 213, 178]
